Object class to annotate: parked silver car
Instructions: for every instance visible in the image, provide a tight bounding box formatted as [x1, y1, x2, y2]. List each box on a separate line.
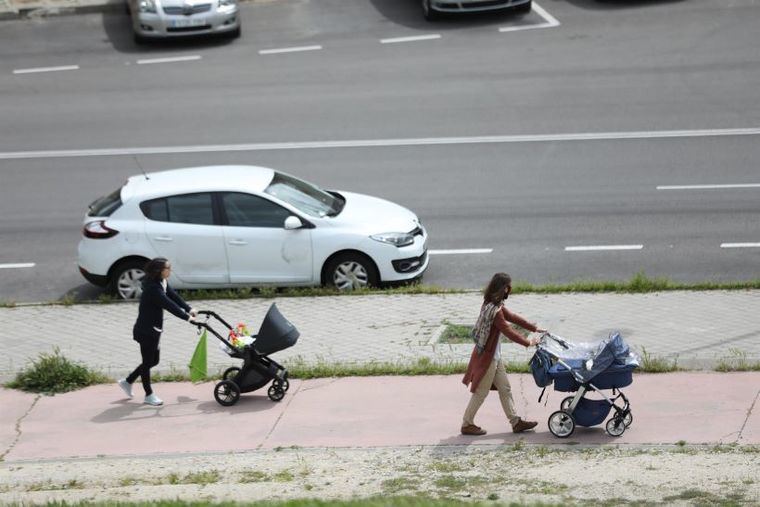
[422, 0, 530, 21]
[128, 0, 241, 43]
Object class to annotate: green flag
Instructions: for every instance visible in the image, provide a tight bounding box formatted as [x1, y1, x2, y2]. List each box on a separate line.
[189, 330, 207, 383]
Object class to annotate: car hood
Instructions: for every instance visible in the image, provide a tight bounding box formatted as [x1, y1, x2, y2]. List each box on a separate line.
[330, 191, 420, 233]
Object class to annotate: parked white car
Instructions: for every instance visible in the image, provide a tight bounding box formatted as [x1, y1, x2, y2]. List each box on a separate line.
[127, 0, 241, 43]
[78, 166, 429, 299]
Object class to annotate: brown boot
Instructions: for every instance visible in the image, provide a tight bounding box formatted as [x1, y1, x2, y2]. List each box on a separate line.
[461, 424, 487, 436]
[512, 418, 538, 433]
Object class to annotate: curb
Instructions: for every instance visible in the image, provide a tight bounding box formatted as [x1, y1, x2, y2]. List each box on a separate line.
[0, 0, 120, 20]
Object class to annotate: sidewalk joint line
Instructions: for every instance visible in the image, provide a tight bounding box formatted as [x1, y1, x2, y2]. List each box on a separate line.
[737, 388, 759, 444]
[0, 394, 40, 462]
[257, 381, 303, 449]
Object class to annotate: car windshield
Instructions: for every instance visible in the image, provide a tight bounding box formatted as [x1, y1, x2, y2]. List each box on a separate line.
[264, 171, 343, 218]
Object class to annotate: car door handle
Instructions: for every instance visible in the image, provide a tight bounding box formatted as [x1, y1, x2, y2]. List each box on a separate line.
[154, 236, 173, 242]
[228, 240, 248, 246]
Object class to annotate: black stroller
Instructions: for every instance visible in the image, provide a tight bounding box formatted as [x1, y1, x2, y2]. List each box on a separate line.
[196, 303, 299, 406]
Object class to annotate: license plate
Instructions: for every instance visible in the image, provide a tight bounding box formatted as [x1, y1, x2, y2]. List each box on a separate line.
[168, 17, 207, 28]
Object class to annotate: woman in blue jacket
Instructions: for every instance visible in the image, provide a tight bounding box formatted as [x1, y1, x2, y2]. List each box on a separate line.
[118, 258, 196, 406]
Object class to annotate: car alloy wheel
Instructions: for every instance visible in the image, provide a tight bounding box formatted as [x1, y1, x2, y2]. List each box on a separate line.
[110, 260, 147, 300]
[326, 253, 379, 291]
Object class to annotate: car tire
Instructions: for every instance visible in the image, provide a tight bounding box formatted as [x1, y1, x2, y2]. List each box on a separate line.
[109, 259, 147, 300]
[422, 0, 439, 21]
[514, 0, 532, 14]
[133, 32, 148, 45]
[229, 26, 241, 39]
[324, 253, 379, 291]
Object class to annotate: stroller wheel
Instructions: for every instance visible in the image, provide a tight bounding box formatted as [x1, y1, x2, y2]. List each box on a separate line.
[222, 367, 241, 381]
[623, 411, 633, 428]
[606, 417, 626, 437]
[278, 378, 290, 392]
[214, 380, 241, 406]
[268, 384, 285, 402]
[560, 396, 574, 411]
[548, 410, 575, 438]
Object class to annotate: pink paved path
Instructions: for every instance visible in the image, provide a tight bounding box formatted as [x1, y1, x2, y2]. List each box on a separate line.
[1, 372, 758, 461]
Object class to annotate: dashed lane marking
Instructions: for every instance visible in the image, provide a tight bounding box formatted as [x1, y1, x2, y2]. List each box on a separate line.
[13, 65, 79, 75]
[428, 249, 493, 255]
[657, 184, 760, 190]
[565, 245, 644, 252]
[720, 243, 760, 248]
[136, 55, 202, 65]
[259, 45, 322, 55]
[0, 263, 36, 269]
[380, 34, 441, 44]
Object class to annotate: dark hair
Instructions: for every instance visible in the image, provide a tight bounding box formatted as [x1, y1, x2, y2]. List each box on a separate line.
[143, 257, 169, 282]
[483, 272, 512, 305]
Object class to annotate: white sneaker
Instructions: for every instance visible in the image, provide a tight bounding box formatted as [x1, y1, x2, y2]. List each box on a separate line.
[117, 379, 133, 399]
[144, 394, 163, 406]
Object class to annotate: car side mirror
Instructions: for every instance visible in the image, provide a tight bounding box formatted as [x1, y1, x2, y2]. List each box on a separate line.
[284, 216, 303, 230]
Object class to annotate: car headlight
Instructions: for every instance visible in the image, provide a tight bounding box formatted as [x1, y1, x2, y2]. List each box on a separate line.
[139, 0, 156, 12]
[218, 0, 236, 7]
[370, 232, 415, 248]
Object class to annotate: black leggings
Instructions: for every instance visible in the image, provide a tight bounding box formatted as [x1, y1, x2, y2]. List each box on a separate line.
[126, 339, 161, 396]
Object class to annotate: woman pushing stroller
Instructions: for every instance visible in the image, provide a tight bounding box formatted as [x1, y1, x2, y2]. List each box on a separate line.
[461, 272, 546, 436]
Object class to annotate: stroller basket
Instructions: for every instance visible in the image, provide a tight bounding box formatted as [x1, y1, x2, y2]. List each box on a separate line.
[573, 398, 612, 427]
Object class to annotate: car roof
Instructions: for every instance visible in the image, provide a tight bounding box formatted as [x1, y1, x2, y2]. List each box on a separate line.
[121, 165, 276, 202]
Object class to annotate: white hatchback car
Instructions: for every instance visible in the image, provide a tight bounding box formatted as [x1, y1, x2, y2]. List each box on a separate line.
[78, 166, 429, 299]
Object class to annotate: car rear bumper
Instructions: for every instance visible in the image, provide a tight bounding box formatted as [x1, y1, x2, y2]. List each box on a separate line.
[430, 0, 528, 13]
[79, 266, 109, 287]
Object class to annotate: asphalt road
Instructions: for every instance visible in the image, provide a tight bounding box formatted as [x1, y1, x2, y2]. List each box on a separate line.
[0, 0, 759, 302]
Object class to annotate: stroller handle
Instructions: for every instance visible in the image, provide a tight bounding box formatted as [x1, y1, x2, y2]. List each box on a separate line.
[195, 310, 234, 330]
[540, 332, 570, 350]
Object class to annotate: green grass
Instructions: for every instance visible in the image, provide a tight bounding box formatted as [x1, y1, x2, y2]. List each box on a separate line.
[29, 499, 564, 507]
[639, 347, 680, 373]
[5, 347, 110, 394]
[715, 348, 760, 372]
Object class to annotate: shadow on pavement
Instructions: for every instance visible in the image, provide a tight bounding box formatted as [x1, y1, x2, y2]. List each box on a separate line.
[368, 0, 536, 30]
[91, 394, 274, 423]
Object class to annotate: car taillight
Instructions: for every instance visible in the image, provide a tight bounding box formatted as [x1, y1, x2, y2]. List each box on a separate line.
[83, 220, 119, 239]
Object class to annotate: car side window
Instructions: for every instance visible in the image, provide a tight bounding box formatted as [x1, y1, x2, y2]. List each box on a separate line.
[222, 192, 291, 228]
[140, 193, 214, 225]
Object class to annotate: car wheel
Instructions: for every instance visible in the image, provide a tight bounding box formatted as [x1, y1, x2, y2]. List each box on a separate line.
[324, 253, 379, 291]
[514, 0, 531, 14]
[110, 259, 147, 300]
[422, 0, 438, 21]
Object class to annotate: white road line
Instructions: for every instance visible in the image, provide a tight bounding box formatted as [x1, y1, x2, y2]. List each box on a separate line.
[531, 2, 560, 27]
[565, 245, 643, 252]
[259, 45, 322, 55]
[381, 34, 441, 44]
[720, 243, 760, 249]
[13, 65, 79, 75]
[500, 2, 559, 32]
[428, 248, 493, 255]
[136, 55, 202, 65]
[2, 127, 759, 160]
[657, 183, 760, 190]
[0, 263, 36, 269]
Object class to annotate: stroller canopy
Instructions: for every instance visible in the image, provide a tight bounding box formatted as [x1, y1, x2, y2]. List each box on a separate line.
[253, 303, 300, 355]
[543, 332, 640, 383]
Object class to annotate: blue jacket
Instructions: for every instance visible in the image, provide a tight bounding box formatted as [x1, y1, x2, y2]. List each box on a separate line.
[133, 279, 191, 341]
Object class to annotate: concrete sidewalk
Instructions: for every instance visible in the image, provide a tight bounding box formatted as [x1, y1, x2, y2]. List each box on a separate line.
[0, 0, 117, 19]
[2, 291, 759, 382]
[1, 372, 758, 463]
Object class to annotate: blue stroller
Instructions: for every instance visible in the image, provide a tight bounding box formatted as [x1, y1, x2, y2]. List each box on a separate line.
[531, 332, 639, 438]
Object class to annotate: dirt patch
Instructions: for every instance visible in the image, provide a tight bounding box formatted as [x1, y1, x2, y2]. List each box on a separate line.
[1, 444, 758, 504]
